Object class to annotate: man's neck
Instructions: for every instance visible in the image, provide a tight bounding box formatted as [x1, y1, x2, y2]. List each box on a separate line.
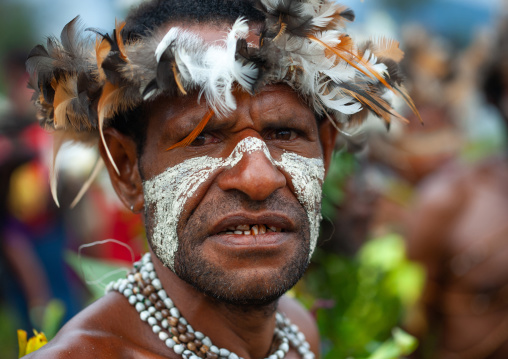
[150, 251, 278, 359]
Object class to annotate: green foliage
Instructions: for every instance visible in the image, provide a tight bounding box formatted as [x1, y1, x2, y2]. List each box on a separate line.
[321, 150, 357, 219]
[65, 251, 130, 301]
[0, 305, 18, 359]
[40, 300, 66, 340]
[294, 234, 424, 359]
[366, 328, 418, 359]
[0, 2, 35, 95]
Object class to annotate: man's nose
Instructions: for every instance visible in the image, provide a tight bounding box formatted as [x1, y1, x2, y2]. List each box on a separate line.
[217, 148, 286, 201]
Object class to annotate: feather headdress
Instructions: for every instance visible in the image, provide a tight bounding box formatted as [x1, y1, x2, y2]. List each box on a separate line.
[27, 0, 420, 205]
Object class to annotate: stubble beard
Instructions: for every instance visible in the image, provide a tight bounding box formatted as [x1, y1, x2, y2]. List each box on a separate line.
[147, 192, 312, 308]
[173, 232, 310, 307]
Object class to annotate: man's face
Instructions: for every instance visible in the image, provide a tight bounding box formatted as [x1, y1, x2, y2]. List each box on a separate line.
[132, 23, 330, 306]
[139, 84, 327, 305]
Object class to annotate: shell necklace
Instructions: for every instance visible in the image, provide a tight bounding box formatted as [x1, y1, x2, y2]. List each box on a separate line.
[106, 253, 315, 359]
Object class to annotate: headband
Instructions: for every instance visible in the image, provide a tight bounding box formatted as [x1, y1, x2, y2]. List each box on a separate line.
[27, 0, 419, 206]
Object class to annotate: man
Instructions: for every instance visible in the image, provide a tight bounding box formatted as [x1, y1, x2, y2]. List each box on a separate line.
[25, 0, 412, 357]
[406, 17, 508, 359]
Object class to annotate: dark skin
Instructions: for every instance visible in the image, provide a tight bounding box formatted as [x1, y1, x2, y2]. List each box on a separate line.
[25, 32, 338, 356]
[407, 159, 508, 359]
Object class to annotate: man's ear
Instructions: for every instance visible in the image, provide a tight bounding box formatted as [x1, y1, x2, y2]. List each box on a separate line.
[318, 119, 338, 175]
[99, 128, 144, 213]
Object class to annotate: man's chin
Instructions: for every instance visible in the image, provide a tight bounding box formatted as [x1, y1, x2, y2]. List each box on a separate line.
[172, 249, 309, 308]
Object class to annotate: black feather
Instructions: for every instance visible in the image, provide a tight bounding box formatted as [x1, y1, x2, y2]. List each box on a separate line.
[379, 58, 404, 86]
[60, 16, 81, 55]
[340, 9, 355, 22]
[142, 79, 159, 99]
[156, 49, 177, 91]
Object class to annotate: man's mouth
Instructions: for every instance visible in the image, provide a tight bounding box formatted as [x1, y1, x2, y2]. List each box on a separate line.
[216, 224, 284, 236]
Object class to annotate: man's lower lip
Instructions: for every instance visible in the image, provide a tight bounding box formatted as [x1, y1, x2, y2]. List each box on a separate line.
[208, 232, 290, 247]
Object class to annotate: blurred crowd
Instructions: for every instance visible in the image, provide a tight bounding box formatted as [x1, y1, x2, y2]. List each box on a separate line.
[320, 7, 508, 359]
[1, 0, 507, 358]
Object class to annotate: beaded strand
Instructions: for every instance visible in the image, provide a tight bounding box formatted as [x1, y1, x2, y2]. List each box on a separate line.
[106, 253, 315, 359]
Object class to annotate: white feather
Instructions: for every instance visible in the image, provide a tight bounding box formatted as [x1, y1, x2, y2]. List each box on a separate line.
[314, 30, 343, 48]
[357, 49, 388, 79]
[311, 3, 341, 28]
[318, 84, 362, 115]
[227, 18, 258, 91]
[155, 27, 182, 62]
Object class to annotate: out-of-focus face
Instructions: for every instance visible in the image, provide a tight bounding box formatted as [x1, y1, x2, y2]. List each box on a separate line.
[134, 23, 334, 306]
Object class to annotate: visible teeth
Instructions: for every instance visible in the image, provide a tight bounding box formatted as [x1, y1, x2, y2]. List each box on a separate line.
[219, 224, 282, 235]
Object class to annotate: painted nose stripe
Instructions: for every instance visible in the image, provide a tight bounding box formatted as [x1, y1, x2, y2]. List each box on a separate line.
[143, 136, 325, 270]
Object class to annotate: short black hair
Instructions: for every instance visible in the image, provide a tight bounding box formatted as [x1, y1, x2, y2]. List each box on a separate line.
[123, 0, 264, 41]
[110, 0, 265, 154]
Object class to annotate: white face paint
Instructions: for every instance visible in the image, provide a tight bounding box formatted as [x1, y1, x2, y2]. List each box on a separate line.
[143, 137, 325, 270]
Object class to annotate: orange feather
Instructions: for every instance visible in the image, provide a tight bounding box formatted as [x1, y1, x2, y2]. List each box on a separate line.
[341, 88, 393, 125]
[308, 34, 373, 80]
[310, 34, 397, 92]
[115, 20, 128, 62]
[395, 86, 423, 124]
[95, 35, 111, 82]
[274, 22, 288, 42]
[372, 37, 404, 63]
[53, 79, 75, 128]
[172, 63, 187, 95]
[166, 108, 215, 151]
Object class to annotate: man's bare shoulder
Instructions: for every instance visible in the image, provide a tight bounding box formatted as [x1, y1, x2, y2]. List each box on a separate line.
[24, 292, 170, 359]
[279, 295, 320, 357]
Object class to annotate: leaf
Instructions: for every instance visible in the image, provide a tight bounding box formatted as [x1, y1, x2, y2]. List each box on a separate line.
[64, 250, 129, 300]
[41, 300, 66, 340]
[366, 328, 418, 359]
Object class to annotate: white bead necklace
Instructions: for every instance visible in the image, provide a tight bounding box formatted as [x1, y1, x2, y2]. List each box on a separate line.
[106, 253, 315, 359]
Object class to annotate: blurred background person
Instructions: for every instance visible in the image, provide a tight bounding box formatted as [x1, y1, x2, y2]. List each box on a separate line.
[404, 14, 508, 359]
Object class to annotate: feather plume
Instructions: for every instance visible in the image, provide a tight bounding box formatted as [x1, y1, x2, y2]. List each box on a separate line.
[97, 81, 121, 174]
[49, 131, 68, 208]
[394, 85, 423, 124]
[53, 78, 76, 128]
[115, 20, 128, 61]
[166, 108, 215, 150]
[27, 0, 421, 183]
[155, 27, 182, 62]
[172, 63, 187, 95]
[95, 36, 111, 82]
[311, 4, 353, 31]
[60, 16, 83, 57]
[308, 34, 374, 80]
[70, 157, 105, 208]
[227, 18, 258, 92]
[371, 37, 404, 63]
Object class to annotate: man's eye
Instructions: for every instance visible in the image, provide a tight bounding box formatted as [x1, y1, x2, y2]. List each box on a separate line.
[190, 134, 206, 146]
[189, 133, 219, 146]
[269, 129, 298, 141]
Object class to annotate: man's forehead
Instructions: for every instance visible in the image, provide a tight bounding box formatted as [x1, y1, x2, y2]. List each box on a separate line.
[158, 21, 262, 48]
[147, 83, 313, 128]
